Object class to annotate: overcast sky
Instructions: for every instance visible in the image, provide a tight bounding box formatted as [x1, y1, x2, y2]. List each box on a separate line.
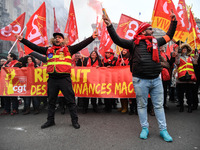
[65, 0, 200, 41]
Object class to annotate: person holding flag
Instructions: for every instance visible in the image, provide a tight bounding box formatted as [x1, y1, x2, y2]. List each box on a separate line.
[103, 10, 177, 142]
[15, 31, 98, 129]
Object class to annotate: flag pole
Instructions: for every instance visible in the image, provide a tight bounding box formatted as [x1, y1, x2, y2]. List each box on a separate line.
[8, 26, 27, 54]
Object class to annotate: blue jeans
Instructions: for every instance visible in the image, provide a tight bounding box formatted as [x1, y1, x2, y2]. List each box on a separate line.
[132, 76, 167, 131]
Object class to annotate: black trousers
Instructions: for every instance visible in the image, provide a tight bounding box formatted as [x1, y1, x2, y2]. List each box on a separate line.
[47, 77, 78, 123]
[176, 83, 194, 106]
[82, 98, 97, 110]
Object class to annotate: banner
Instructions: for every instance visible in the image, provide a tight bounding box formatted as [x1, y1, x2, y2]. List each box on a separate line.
[25, 2, 48, 55]
[151, 0, 189, 42]
[0, 12, 25, 41]
[0, 66, 136, 98]
[64, 0, 78, 45]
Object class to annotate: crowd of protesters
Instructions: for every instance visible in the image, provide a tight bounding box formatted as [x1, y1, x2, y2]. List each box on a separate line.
[0, 44, 199, 116]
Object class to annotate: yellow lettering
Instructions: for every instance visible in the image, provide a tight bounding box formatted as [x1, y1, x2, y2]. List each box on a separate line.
[122, 82, 128, 95]
[95, 84, 101, 94]
[128, 82, 134, 93]
[31, 85, 36, 95]
[35, 68, 43, 82]
[76, 69, 81, 82]
[43, 68, 48, 82]
[89, 83, 95, 94]
[41, 85, 46, 95]
[106, 83, 112, 95]
[82, 83, 88, 96]
[81, 69, 90, 83]
[71, 69, 76, 82]
[37, 85, 42, 95]
[115, 83, 121, 95]
[101, 83, 106, 94]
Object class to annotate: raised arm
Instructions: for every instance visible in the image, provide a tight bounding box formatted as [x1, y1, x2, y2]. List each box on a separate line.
[102, 13, 134, 49]
[15, 35, 48, 55]
[157, 11, 177, 47]
[68, 31, 98, 55]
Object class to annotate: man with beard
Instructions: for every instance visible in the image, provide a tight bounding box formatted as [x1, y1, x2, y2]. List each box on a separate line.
[103, 11, 177, 142]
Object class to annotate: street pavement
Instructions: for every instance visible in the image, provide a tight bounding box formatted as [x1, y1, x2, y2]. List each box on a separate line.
[0, 102, 199, 150]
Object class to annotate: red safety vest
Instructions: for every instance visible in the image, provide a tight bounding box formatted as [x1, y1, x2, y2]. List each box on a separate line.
[178, 56, 196, 81]
[46, 46, 72, 73]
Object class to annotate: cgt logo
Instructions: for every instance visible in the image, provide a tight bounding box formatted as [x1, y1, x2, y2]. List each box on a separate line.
[12, 76, 27, 94]
[13, 85, 26, 93]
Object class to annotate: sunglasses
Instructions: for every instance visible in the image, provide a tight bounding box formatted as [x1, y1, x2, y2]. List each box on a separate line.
[146, 28, 153, 30]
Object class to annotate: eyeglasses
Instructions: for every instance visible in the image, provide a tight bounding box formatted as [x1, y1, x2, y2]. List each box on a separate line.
[146, 28, 153, 31]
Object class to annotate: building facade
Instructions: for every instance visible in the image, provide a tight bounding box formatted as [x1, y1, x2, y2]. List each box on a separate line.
[0, 0, 68, 59]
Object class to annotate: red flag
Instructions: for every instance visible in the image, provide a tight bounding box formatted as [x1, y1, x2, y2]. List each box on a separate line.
[166, 44, 171, 59]
[64, 0, 78, 45]
[96, 16, 102, 40]
[98, 22, 113, 57]
[53, 7, 61, 33]
[0, 12, 25, 41]
[187, 9, 200, 49]
[177, 0, 189, 30]
[25, 2, 48, 55]
[151, 0, 188, 42]
[17, 41, 25, 58]
[80, 48, 90, 57]
[116, 14, 142, 40]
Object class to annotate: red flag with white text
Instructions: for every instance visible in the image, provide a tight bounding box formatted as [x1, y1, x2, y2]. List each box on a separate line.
[0, 12, 25, 41]
[25, 2, 48, 55]
[64, 0, 78, 45]
[53, 7, 61, 33]
[98, 22, 113, 57]
[116, 14, 142, 40]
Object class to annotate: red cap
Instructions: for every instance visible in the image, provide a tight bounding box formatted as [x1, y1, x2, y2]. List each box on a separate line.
[174, 44, 178, 49]
[135, 22, 151, 35]
[105, 48, 114, 53]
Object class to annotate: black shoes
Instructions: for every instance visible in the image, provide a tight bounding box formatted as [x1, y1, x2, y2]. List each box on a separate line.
[41, 121, 55, 129]
[72, 121, 80, 129]
[41, 121, 80, 129]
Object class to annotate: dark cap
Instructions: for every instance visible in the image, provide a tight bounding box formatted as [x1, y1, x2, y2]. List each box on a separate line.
[53, 33, 64, 39]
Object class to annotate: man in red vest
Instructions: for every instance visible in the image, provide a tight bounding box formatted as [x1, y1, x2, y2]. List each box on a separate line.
[15, 31, 97, 129]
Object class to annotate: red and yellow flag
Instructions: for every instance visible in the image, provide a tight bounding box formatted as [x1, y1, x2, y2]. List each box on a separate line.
[25, 2, 48, 55]
[152, 0, 189, 42]
[187, 9, 200, 49]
